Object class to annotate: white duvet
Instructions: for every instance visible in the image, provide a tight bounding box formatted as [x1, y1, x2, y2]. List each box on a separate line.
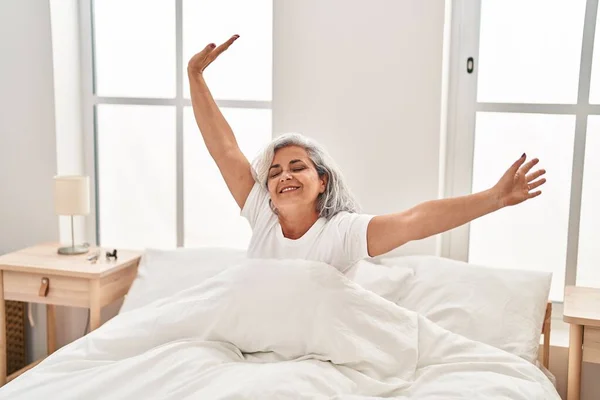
[1, 259, 559, 399]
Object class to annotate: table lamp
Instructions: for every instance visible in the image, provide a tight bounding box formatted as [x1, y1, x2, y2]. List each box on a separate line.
[54, 175, 90, 255]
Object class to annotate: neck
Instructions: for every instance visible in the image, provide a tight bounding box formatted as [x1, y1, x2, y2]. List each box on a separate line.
[278, 207, 320, 239]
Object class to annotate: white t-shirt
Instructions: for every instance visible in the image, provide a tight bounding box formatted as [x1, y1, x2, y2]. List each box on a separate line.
[241, 182, 374, 273]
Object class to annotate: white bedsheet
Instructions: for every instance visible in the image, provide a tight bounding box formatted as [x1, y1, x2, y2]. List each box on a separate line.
[0, 259, 560, 399]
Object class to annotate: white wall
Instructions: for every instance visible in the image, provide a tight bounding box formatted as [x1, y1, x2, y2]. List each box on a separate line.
[0, 0, 58, 362]
[273, 0, 446, 256]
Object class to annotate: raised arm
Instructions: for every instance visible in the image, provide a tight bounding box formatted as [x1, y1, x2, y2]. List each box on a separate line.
[366, 154, 546, 257]
[187, 35, 254, 209]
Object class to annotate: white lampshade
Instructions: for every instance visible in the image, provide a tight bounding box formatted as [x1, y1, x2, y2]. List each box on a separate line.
[54, 175, 90, 216]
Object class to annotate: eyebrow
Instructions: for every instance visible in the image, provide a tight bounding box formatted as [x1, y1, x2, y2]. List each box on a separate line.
[269, 159, 304, 170]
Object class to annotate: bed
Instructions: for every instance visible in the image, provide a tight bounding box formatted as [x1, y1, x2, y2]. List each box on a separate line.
[0, 249, 560, 399]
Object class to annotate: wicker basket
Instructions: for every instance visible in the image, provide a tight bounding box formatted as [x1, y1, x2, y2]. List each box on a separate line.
[5, 300, 27, 375]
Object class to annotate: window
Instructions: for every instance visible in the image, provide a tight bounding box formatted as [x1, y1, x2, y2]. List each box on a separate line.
[447, 0, 600, 301]
[577, 115, 600, 288]
[83, 0, 273, 250]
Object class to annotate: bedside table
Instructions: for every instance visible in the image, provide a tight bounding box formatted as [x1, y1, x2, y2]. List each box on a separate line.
[0, 243, 141, 387]
[563, 285, 600, 400]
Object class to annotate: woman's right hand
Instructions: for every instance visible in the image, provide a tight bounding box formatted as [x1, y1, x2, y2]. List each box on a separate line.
[187, 34, 239, 76]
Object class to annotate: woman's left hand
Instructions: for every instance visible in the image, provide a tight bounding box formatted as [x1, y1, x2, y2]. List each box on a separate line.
[492, 153, 546, 207]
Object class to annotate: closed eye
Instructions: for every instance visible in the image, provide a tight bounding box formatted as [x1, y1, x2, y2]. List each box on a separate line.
[269, 166, 305, 178]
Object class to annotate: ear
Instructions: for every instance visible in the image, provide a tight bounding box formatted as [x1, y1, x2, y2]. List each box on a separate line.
[319, 174, 328, 194]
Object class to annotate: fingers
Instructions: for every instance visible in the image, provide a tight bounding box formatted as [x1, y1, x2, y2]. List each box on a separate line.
[199, 42, 217, 55]
[187, 43, 216, 73]
[188, 35, 239, 72]
[188, 43, 216, 65]
[520, 157, 540, 175]
[206, 34, 240, 64]
[522, 158, 545, 201]
[528, 178, 546, 191]
[217, 34, 240, 54]
[526, 168, 546, 182]
[509, 153, 527, 173]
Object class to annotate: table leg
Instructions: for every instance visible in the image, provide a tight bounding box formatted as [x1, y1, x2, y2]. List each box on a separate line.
[89, 280, 101, 331]
[89, 307, 101, 331]
[46, 304, 56, 354]
[0, 271, 6, 386]
[567, 324, 583, 400]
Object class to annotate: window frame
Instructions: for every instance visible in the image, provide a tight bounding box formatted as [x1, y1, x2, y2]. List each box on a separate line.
[79, 0, 272, 247]
[443, 0, 600, 307]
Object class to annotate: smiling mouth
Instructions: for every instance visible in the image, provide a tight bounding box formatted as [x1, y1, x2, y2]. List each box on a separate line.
[279, 186, 300, 194]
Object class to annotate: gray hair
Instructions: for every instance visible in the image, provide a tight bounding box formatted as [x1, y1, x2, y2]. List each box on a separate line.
[251, 133, 361, 219]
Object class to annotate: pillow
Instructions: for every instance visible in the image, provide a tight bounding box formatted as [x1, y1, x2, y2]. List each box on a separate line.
[379, 255, 551, 364]
[120, 247, 247, 313]
[344, 259, 414, 303]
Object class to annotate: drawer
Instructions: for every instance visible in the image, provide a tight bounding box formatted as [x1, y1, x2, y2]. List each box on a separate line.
[583, 326, 600, 364]
[3, 271, 89, 307]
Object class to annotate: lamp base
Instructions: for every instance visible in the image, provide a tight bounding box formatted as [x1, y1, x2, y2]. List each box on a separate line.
[57, 245, 89, 255]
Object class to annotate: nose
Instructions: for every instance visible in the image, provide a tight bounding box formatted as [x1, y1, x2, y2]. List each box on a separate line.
[279, 171, 292, 182]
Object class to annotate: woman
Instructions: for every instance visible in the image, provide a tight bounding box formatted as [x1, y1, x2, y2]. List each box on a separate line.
[187, 35, 546, 272]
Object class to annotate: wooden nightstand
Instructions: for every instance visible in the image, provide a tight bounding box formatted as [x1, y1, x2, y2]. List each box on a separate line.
[563, 285, 600, 400]
[0, 243, 141, 387]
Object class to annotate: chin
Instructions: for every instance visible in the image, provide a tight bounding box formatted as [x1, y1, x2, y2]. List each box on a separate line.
[274, 196, 313, 209]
